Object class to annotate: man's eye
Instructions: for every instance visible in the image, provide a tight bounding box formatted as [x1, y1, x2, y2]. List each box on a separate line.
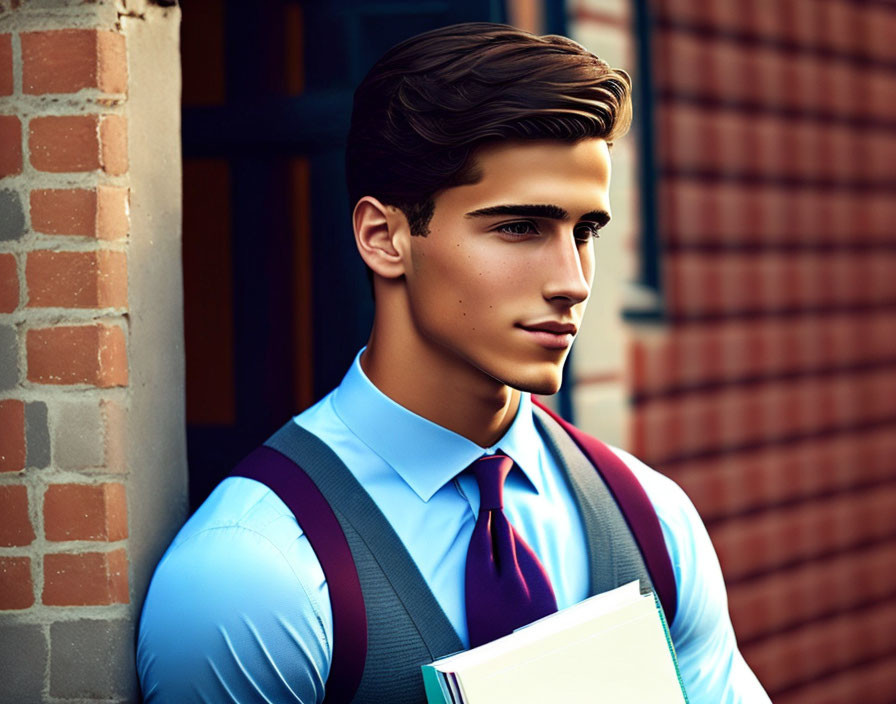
[496, 221, 539, 236]
[574, 223, 601, 242]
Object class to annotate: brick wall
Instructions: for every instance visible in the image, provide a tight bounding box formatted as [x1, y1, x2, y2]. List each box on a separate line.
[0, 2, 184, 701]
[630, 0, 896, 701]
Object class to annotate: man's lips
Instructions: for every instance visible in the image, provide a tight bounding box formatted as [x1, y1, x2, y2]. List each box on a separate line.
[517, 321, 578, 349]
[518, 321, 578, 335]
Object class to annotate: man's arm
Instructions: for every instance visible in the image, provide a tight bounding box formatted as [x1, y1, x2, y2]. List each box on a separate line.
[136, 480, 334, 703]
[610, 447, 771, 704]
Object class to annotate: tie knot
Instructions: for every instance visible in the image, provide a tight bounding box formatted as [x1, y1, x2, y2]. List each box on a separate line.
[470, 453, 514, 511]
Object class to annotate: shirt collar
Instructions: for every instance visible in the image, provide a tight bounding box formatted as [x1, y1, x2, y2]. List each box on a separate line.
[332, 350, 545, 502]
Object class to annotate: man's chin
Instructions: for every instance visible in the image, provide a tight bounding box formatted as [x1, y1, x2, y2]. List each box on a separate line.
[479, 357, 565, 396]
[501, 370, 563, 396]
[517, 379, 563, 396]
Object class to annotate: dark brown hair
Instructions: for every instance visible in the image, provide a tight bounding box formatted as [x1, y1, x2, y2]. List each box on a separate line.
[346, 22, 632, 236]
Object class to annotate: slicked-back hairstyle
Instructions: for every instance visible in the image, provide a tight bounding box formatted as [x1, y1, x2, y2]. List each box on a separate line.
[346, 22, 633, 237]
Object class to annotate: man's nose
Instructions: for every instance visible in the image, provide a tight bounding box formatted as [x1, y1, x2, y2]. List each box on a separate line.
[542, 233, 591, 305]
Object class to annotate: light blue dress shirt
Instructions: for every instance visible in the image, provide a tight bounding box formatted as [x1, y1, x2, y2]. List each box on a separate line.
[137, 351, 770, 703]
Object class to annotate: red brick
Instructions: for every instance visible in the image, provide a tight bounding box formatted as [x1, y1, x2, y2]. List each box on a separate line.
[713, 485, 896, 581]
[101, 399, 127, 471]
[819, 0, 864, 57]
[26, 250, 127, 309]
[642, 365, 896, 463]
[628, 340, 647, 393]
[743, 602, 896, 694]
[26, 324, 127, 387]
[22, 29, 126, 95]
[28, 186, 128, 239]
[866, 4, 896, 63]
[0, 400, 25, 472]
[0, 115, 22, 176]
[655, 0, 860, 56]
[0, 34, 12, 96]
[786, 55, 824, 114]
[628, 410, 647, 458]
[42, 549, 128, 606]
[673, 426, 896, 520]
[760, 0, 817, 46]
[633, 398, 687, 462]
[729, 541, 896, 641]
[653, 0, 725, 29]
[28, 114, 128, 175]
[659, 104, 865, 183]
[654, 31, 715, 96]
[819, 61, 861, 119]
[96, 31, 127, 93]
[757, 48, 803, 111]
[30, 189, 97, 236]
[0, 557, 34, 610]
[44, 483, 127, 542]
[0, 485, 34, 546]
[775, 657, 896, 704]
[29, 115, 100, 172]
[99, 114, 127, 175]
[868, 69, 895, 124]
[661, 181, 721, 246]
[96, 185, 128, 240]
[660, 182, 872, 248]
[664, 252, 896, 317]
[0, 253, 19, 313]
[660, 104, 720, 172]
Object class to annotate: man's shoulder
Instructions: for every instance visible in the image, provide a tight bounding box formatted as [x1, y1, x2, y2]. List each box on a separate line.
[603, 445, 688, 502]
[169, 476, 293, 549]
[138, 479, 333, 704]
[141, 476, 324, 613]
[603, 443, 702, 534]
[141, 473, 332, 647]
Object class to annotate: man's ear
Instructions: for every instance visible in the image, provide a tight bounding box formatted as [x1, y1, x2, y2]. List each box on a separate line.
[353, 196, 409, 279]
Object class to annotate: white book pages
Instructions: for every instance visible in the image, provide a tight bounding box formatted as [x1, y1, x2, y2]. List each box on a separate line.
[457, 597, 685, 703]
[431, 581, 642, 674]
[425, 582, 687, 704]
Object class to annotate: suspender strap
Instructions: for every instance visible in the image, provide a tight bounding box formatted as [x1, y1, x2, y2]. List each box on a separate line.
[532, 399, 679, 625]
[231, 446, 367, 704]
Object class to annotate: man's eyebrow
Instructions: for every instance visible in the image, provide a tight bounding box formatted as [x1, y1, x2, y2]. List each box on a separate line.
[464, 204, 610, 226]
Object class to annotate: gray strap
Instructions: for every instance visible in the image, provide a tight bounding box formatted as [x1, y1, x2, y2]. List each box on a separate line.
[264, 421, 464, 659]
[532, 406, 655, 597]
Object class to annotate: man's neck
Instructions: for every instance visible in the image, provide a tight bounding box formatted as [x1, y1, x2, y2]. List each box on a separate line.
[360, 334, 520, 448]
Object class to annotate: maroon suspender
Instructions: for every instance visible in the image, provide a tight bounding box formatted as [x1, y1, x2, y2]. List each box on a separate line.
[532, 399, 678, 625]
[231, 446, 367, 704]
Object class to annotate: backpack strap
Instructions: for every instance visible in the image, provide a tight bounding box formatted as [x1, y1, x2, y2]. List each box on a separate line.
[532, 399, 678, 625]
[230, 446, 366, 704]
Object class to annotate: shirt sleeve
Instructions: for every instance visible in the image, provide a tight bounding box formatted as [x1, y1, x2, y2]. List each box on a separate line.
[136, 521, 332, 703]
[609, 446, 772, 704]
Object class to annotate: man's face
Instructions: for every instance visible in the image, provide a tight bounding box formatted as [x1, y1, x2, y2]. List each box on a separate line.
[399, 137, 612, 395]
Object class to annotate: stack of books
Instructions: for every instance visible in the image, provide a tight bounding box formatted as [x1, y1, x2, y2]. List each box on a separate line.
[422, 581, 688, 703]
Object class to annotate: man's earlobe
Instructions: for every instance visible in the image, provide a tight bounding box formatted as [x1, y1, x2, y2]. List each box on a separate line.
[353, 197, 408, 279]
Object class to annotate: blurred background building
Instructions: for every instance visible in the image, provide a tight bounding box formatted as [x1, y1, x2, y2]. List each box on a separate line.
[0, 0, 894, 701]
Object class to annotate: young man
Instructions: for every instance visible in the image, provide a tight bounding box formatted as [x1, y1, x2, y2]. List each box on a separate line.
[138, 23, 770, 703]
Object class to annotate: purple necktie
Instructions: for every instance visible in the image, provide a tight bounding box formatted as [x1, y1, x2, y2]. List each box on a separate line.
[464, 453, 558, 648]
